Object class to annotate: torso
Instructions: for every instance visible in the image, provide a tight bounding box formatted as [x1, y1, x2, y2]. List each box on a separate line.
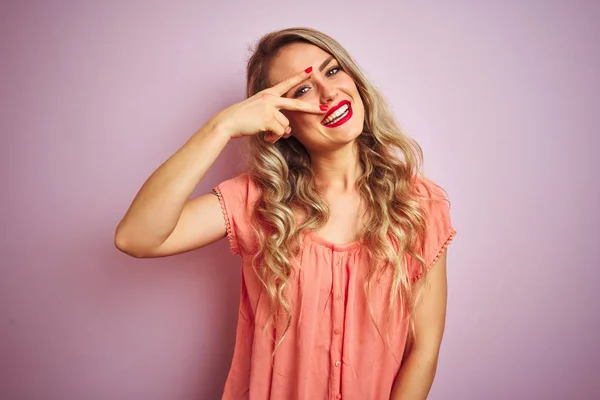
[217, 172, 454, 400]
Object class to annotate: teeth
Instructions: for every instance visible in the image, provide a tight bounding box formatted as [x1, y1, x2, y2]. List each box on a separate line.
[323, 104, 349, 125]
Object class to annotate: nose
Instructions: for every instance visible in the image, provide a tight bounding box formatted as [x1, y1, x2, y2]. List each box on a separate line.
[317, 80, 337, 105]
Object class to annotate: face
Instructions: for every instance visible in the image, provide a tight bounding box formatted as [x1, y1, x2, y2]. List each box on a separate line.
[267, 42, 365, 153]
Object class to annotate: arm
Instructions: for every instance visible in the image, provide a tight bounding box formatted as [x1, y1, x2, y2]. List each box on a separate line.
[114, 119, 231, 258]
[114, 67, 327, 258]
[390, 250, 448, 400]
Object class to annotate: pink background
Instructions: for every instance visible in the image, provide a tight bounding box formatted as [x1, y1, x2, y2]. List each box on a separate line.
[1, 1, 599, 399]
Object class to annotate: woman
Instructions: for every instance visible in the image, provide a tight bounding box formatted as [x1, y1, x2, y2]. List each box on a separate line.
[115, 27, 456, 400]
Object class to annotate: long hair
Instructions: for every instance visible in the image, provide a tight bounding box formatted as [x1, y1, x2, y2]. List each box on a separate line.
[244, 27, 429, 352]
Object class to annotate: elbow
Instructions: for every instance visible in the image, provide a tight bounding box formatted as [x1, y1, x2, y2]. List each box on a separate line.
[114, 228, 149, 258]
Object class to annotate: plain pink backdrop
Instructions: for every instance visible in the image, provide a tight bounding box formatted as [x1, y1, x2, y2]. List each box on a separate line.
[1, 1, 599, 399]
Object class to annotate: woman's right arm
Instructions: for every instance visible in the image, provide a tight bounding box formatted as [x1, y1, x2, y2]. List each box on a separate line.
[114, 118, 232, 258]
[114, 67, 325, 258]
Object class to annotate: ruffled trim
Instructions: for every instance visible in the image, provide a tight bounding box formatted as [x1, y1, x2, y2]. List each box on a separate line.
[412, 229, 456, 282]
[212, 187, 239, 256]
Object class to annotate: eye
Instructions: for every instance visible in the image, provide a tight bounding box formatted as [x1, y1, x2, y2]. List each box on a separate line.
[327, 66, 342, 76]
[293, 86, 310, 98]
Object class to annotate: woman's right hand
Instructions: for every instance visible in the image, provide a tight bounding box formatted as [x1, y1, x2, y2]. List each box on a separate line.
[212, 67, 327, 143]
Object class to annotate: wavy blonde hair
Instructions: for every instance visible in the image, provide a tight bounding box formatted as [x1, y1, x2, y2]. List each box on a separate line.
[244, 27, 429, 351]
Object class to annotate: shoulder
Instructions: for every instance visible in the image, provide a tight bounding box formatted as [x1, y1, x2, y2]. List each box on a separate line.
[409, 175, 453, 224]
[410, 174, 453, 224]
[215, 172, 262, 205]
[411, 175, 448, 201]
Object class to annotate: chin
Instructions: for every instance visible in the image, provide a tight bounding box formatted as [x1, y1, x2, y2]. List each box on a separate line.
[323, 114, 364, 145]
[328, 127, 362, 145]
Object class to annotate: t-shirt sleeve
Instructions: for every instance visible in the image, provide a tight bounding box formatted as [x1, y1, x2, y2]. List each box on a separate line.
[410, 176, 457, 281]
[213, 173, 259, 256]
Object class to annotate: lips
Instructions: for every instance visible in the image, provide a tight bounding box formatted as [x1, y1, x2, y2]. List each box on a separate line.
[321, 100, 353, 128]
[322, 100, 349, 121]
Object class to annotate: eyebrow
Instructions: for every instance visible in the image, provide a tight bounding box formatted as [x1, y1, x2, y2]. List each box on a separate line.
[319, 56, 335, 72]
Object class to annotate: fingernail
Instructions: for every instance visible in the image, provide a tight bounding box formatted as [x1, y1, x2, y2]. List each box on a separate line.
[320, 104, 328, 111]
[305, 66, 313, 73]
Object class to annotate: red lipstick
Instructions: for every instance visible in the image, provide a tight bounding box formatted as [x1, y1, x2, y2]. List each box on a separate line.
[321, 100, 353, 128]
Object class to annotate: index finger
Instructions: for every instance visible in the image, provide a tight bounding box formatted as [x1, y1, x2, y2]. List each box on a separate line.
[269, 66, 313, 97]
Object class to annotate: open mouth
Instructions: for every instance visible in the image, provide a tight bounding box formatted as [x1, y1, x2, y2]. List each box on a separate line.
[321, 100, 353, 128]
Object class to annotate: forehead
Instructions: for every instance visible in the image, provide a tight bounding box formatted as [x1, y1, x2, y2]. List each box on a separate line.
[268, 42, 333, 86]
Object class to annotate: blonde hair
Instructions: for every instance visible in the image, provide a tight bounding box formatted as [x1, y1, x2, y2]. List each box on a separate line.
[245, 27, 428, 352]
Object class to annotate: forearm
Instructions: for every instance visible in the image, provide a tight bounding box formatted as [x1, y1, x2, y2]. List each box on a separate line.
[389, 349, 438, 400]
[115, 118, 231, 251]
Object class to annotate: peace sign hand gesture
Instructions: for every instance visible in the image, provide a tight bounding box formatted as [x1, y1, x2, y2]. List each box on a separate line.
[213, 67, 327, 143]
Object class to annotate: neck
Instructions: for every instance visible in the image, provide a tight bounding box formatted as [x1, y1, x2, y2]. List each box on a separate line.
[309, 143, 363, 193]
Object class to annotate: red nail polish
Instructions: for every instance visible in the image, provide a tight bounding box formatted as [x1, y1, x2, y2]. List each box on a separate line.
[320, 104, 328, 111]
[305, 66, 313, 73]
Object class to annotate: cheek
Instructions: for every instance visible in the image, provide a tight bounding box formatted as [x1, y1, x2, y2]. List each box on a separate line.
[288, 112, 318, 131]
[341, 74, 359, 91]
[354, 97, 366, 118]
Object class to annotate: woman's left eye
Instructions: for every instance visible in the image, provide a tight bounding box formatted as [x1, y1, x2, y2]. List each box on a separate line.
[327, 66, 341, 76]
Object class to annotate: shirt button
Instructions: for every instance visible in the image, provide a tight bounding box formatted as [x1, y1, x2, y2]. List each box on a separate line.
[336, 261, 341, 266]
[334, 329, 341, 335]
[335, 360, 341, 367]
[336, 394, 342, 399]
[336, 294, 342, 300]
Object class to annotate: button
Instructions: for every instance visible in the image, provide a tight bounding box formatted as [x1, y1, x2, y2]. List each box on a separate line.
[336, 261, 341, 266]
[334, 329, 341, 335]
[336, 294, 342, 300]
[336, 394, 342, 399]
[335, 360, 341, 367]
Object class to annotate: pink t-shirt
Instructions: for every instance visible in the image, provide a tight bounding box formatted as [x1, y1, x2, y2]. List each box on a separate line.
[214, 173, 456, 400]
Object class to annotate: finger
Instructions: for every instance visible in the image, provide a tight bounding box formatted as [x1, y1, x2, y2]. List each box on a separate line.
[273, 110, 290, 130]
[270, 67, 314, 97]
[263, 121, 286, 143]
[282, 126, 292, 139]
[273, 97, 328, 114]
[266, 126, 292, 142]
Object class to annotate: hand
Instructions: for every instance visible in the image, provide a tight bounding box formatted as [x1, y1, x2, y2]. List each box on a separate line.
[212, 67, 327, 143]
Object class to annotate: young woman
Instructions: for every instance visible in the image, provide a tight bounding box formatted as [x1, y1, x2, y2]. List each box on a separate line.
[115, 27, 456, 400]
